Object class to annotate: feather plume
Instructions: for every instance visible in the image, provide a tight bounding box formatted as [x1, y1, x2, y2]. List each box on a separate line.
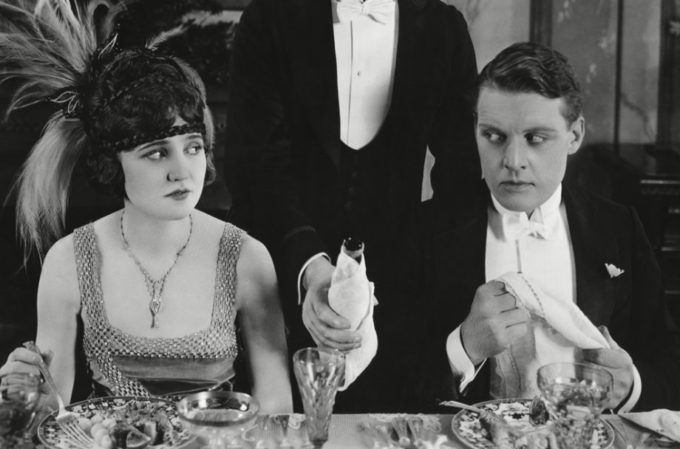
[146, 10, 242, 48]
[0, 0, 110, 119]
[0, 0, 113, 260]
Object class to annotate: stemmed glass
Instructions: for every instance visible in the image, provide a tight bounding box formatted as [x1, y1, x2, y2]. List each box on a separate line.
[177, 391, 259, 449]
[537, 362, 613, 449]
[293, 347, 345, 449]
[0, 373, 41, 445]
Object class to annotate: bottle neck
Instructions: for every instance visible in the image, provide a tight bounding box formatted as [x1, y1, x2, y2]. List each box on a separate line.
[342, 237, 364, 263]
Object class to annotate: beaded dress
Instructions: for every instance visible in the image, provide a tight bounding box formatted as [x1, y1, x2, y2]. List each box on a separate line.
[72, 222, 242, 397]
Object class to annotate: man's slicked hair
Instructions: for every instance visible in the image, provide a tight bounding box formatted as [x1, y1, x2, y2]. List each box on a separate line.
[477, 42, 583, 124]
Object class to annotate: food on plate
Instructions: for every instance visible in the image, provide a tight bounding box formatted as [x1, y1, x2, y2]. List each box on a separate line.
[479, 410, 557, 449]
[453, 398, 612, 449]
[528, 397, 549, 426]
[77, 414, 167, 449]
[479, 411, 518, 449]
[46, 398, 186, 449]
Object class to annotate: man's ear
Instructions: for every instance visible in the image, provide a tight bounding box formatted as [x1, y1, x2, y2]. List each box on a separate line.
[567, 116, 585, 155]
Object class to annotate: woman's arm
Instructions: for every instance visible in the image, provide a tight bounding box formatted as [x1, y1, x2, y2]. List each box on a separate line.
[35, 236, 80, 405]
[0, 236, 80, 408]
[236, 236, 293, 414]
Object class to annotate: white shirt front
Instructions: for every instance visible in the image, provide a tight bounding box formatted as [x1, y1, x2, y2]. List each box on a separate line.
[445, 185, 640, 411]
[332, 0, 398, 149]
[297, 0, 398, 300]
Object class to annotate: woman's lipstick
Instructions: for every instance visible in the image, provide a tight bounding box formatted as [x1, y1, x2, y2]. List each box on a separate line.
[166, 189, 190, 200]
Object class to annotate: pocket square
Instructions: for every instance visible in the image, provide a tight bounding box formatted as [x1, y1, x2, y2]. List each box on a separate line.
[604, 263, 624, 278]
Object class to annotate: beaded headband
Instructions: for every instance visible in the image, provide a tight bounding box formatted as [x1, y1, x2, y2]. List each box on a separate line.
[45, 38, 207, 152]
[96, 122, 206, 152]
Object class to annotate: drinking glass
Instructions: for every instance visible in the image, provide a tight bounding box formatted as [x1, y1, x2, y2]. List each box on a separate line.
[293, 347, 345, 449]
[537, 362, 613, 449]
[0, 373, 41, 443]
[177, 391, 259, 449]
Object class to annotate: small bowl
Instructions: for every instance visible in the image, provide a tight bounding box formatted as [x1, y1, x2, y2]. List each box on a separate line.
[177, 391, 259, 448]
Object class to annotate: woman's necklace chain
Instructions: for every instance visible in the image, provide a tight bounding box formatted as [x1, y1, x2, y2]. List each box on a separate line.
[120, 210, 193, 328]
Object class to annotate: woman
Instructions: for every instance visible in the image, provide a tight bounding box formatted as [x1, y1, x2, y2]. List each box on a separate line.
[0, 0, 292, 414]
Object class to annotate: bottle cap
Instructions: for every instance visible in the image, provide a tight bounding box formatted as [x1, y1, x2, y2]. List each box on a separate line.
[342, 237, 364, 253]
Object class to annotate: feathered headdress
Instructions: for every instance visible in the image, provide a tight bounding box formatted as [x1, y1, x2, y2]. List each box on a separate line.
[0, 0, 211, 260]
[0, 0, 117, 259]
[0, 0, 117, 117]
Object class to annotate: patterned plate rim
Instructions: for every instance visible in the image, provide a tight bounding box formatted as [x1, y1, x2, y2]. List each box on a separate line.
[37, 395, 194, 449]
[450, 397, 614, 449]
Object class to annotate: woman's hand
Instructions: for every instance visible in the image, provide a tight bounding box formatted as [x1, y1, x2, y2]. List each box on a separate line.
[0, 347, 56, 410]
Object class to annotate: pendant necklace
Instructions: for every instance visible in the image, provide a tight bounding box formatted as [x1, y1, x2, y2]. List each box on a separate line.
[120, 210, 193, 328]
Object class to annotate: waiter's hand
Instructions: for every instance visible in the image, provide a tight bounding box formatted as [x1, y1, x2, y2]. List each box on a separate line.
[580, 325, 634, 409]
[302, 257, 361, 351]
[460, 281, 530, 365]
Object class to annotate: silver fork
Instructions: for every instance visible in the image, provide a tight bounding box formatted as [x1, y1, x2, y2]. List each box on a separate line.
[391, 417, 411, 448]
[438, 400, 487, 414]
[359, 422, 385, 449]
[272, 414, 292, 447]
[373, 422, 399, 449]
[405, 416, 426, 448]
[23, 341, 94, 449]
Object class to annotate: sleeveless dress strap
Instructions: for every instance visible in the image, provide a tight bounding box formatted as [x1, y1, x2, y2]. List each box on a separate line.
[73, 223, 149, 396]
[72, 221, 243, 397]
[211, 223, 243, 329]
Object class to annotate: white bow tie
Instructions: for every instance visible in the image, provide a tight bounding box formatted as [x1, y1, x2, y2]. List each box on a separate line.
[335, 0, 396, 24]
[502, 213, 556, 241]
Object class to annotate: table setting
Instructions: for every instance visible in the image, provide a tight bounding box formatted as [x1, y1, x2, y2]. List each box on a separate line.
[2, 350, 680, 449]
[2, 249, 680, 449]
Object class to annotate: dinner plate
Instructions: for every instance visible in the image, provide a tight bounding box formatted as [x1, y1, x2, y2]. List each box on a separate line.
[451, 398, 614, 449]
[37, 396, 199, 449]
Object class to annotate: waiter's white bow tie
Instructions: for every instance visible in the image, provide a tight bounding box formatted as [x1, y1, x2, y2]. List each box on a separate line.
[502, 212, 557, 241]
[335, 0, 396, 24]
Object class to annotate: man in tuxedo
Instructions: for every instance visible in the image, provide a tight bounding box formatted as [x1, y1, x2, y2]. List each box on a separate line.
[425, 42, 680, 412]
[225, 0, 480, 410]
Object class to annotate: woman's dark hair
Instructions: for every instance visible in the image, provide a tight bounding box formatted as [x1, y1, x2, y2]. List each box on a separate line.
[3, 1, 216, 259]
[84, 48, 216, 197]
[476, 42, 583, 124]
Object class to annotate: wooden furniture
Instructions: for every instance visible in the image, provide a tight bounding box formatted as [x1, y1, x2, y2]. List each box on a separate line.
[587, 144, 680, 318]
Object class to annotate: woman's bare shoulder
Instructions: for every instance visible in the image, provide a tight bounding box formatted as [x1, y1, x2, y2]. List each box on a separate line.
[235, 234, 277, 310]
[40, 233, 79, 308]
[40, 211, 120, 305]
[238, 234, 273, 272]
[43, 233, 75, 270]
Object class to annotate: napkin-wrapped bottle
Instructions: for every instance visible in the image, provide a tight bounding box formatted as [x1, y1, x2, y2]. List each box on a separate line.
[328, 238, 378, 390]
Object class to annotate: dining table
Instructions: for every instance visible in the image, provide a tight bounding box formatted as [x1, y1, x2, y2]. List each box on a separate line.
[8, 411, 677, 449]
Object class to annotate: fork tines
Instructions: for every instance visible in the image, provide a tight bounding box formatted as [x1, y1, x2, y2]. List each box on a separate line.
[57, 420, 95, 449]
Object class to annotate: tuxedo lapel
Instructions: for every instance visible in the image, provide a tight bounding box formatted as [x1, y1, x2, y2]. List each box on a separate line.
[432, 203, 487, 308]
[564, 185, 619, 325]
[390, 0, 443, 129]
[283, 0, 341, 167]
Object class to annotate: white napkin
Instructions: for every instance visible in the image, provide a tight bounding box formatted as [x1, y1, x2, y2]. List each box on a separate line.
[490, 272, 610, 399]
[328, 249, 378, 391]
[620, 409, 680, 443]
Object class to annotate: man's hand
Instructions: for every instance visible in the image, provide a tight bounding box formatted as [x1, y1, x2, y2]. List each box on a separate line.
[302, 257, 361, 351]
[579, 325, 634, 409]
[460, 281, 530, 365]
